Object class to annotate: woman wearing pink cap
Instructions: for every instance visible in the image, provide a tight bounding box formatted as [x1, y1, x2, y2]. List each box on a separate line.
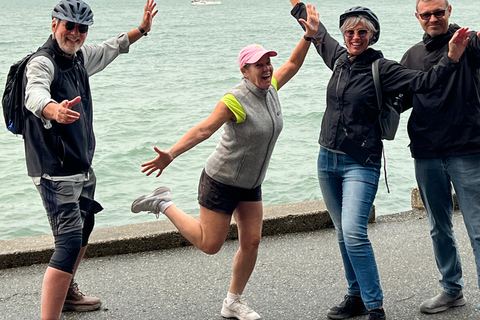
[131, 5, 319, 320]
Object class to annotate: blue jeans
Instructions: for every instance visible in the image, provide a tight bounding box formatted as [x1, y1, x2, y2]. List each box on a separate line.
[415, 153, 480, 294]
[317, 147, 383, 310]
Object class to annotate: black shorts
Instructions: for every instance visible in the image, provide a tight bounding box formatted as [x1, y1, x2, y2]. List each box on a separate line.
[198, 169, 262, 215]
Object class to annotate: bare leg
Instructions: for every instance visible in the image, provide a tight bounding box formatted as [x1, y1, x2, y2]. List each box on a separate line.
[41, 267, 72, 320]
[229, 201, 263, 295]
[163, 204, 232, 254]
[290, 0, 301, 7]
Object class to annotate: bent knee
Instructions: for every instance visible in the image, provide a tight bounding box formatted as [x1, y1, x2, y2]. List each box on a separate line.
[198, 237, 226, 255]
[201, 243, 223, 255]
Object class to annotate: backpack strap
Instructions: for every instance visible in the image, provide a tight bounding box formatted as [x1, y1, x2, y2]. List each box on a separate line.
[372, 59, 382, 110]
[371, 58, 391, 193]
[31, 48, 58, 85]
[22, 48, 59, 123]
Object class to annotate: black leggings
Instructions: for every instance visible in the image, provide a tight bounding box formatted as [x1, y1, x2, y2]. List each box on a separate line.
[81, 210, 95, 247]
[49, 212, 95, 273]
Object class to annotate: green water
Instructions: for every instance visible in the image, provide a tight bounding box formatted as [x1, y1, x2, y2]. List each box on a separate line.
[0, 0, 476, 240]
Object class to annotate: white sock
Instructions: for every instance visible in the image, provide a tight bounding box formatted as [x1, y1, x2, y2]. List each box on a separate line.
[227, 292, 242, 304]
[160, 201, 174, 213]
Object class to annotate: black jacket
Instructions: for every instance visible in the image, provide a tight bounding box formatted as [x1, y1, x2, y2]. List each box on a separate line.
[291, 3, 459, 160]
[400, 24, 480, 159]
[24, 36, 94, 177]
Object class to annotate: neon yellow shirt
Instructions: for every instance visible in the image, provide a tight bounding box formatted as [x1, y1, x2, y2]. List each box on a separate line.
[221, 77, 278, 123]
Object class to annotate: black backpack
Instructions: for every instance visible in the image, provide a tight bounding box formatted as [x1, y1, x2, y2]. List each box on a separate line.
[371, 59, 403, 140]
[2, 49, 54, 136]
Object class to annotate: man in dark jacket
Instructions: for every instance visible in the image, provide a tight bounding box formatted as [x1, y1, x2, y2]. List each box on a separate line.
[400, 0, 480, 314]
[23, 1, 157, 319]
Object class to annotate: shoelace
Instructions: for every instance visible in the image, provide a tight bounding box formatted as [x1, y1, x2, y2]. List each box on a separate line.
[69, 281, 86, 299]
[231, 299, 255, 315]
[148, 211, 160, 219]
[340, 295, 354, 308]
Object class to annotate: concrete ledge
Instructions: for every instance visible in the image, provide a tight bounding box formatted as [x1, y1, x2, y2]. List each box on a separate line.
[411, 187, 459, 211]
[0, 200, 375, 270]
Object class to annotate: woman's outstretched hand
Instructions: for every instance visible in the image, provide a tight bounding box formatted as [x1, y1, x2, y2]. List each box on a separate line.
[299, 4, 320, 38]
[141, 146, 174, 177]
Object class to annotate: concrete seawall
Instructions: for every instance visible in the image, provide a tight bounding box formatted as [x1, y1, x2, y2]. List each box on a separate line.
[0, 188, 440, 270]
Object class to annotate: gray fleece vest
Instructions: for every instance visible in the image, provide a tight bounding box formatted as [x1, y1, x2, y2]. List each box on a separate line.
[205, 79, 283, 189]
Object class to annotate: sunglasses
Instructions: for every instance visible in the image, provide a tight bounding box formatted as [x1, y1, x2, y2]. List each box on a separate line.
[344, 29, 369, 38]
[417, 7, 448, 20]
[64, 21, 89, 34]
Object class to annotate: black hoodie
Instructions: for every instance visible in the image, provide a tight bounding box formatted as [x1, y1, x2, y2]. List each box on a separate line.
[401, 24, 480, 159]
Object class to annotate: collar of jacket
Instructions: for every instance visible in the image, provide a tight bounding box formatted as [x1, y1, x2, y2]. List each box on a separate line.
[340, 48, 383, 67]
[243, 78, 270, 98]
[423, 23, 460, 51]
[44, 35, 80, 69]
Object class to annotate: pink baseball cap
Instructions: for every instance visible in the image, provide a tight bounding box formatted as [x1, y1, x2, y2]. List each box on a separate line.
[238, 44, 277, 68]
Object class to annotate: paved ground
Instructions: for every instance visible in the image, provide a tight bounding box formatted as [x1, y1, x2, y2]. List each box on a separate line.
[1, 210, 480, 320]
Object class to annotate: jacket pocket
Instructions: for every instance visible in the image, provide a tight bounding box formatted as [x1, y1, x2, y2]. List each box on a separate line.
[234, 154, 247, 181]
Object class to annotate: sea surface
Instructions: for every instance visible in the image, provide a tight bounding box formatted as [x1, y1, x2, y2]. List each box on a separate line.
[0, 0, 477, 241]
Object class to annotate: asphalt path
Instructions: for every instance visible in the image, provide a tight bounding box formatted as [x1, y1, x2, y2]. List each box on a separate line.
[1, 210, 480, 319]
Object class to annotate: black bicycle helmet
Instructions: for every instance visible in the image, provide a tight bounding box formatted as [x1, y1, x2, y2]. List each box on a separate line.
[339, 6, 380, 45]
[52, 0, 94, 26]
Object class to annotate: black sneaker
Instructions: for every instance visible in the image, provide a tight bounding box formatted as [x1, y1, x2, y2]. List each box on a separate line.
[327, 295, 369, 319]
[369, 308, 386, 320]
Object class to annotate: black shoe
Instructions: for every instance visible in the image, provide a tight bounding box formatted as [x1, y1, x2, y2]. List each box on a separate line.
[369, 308, 386, 320]
[327, 295, 369, 319]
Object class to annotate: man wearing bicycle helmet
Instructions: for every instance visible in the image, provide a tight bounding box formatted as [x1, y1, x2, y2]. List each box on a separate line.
[22, 1, 158, 319]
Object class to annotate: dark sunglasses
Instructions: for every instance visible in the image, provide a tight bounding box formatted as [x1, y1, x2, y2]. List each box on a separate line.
[344, 29, 369, 38]
[64, 21, 89, 33]
[417, 7, 448, 20]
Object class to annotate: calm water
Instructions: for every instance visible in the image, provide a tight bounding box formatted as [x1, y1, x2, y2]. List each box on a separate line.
[0, 0, 477, 241]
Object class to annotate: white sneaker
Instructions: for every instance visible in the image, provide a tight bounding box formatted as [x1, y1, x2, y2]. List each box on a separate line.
[131, 186, 172, 218]
[221, 298, 261, 320]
